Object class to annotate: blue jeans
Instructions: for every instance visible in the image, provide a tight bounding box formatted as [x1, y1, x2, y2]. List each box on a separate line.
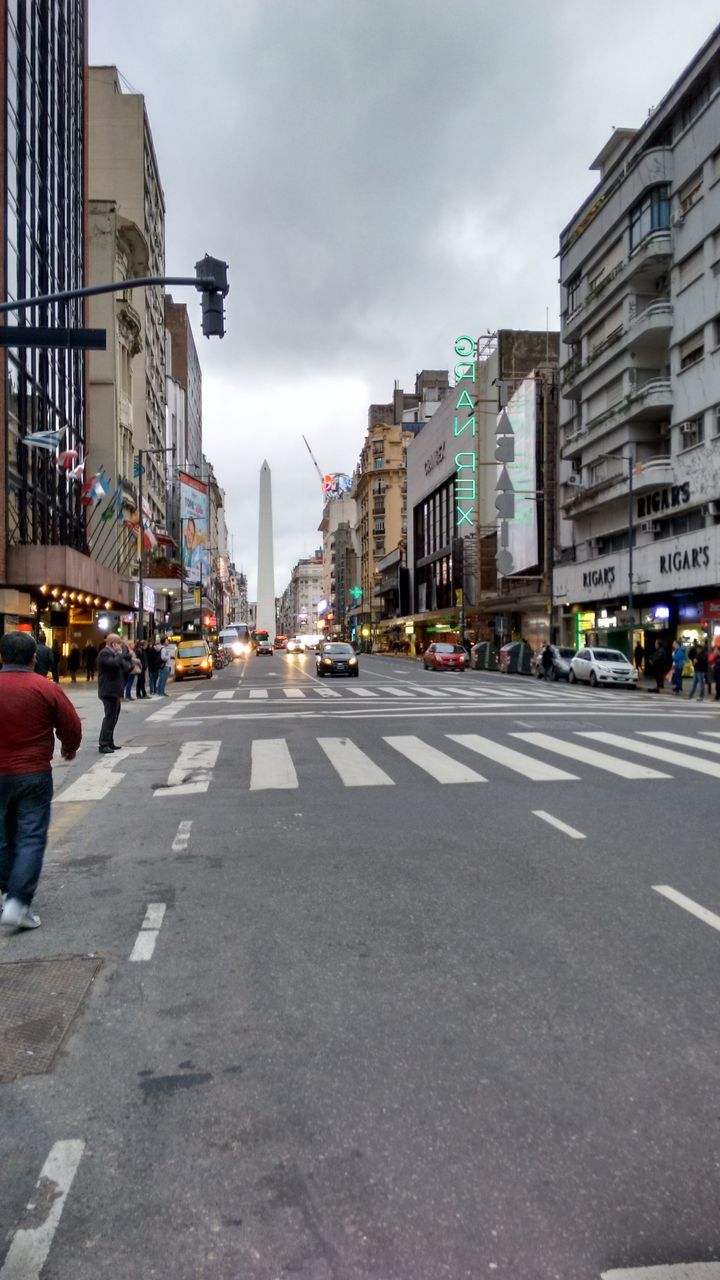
[156, 665, 170, 696]
[124, 673, 136, 699]
[148, 668, 159, 694]
[0, 771, 53, 905]
[688, 671, 705, 700]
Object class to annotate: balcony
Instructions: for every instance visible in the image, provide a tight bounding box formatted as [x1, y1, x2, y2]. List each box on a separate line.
[562, 325, 625, 394]
[626, 230, 672, 282]
[562, 377, 672, 459]
[632, 454, 673, 491]
[624, 300, 672, 351]
[563, 261, 627, 342]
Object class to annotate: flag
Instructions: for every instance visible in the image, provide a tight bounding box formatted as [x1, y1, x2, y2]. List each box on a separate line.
[81, 470, 110, 506]
[55, 449, 79, 470]
[100, 486, 123, 521]
[142, 523, 158, 550]
[21, 427, 67, 451]
[133, 459, 145, 477]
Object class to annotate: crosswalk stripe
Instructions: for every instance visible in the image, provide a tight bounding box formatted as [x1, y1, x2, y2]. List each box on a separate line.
[213, 690, 235, 700]
[384, 736, 486, 783]
[315, 687, 342, 697]
[154, 741, 221, 796]
[177, 690, 203, 701]
[56, 747, 147, 802]
[448, 733, 578, 781]
[347, 686, 378, 697]
[638, 730, 720, 756]
[405, 684, 452, 698]
[249, 689, 268, 699]
[283, 688, 306, 699]
[378, 686, 415, 698]
[317, 737, 394, 787]
[579, 732, 720, 779]
[512, 732, 670, 779]
[250, 739, 298, 789]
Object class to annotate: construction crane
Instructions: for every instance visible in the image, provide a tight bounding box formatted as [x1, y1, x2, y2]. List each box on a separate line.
[302, 435, 325, 487]
[302, 435, 352, 498]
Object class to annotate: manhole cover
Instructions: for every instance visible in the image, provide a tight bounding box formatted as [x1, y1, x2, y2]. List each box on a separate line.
[0, 956, 102, 1083]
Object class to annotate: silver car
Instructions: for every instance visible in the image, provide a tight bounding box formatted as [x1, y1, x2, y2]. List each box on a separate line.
[569, 646, 639, 687]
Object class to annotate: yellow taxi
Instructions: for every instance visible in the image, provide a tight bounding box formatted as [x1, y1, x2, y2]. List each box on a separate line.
[174, 640, 213, 682]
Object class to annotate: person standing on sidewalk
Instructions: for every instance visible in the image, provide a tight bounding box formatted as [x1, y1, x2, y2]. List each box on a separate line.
[123, 642, 141, 701]
[51, 640, 62, 683]
[34, 631, 54, 679]
[540, 644, 554, 681]
[688, 645, 707, 701]
[0, 632, 82, 931]
[67, 645, 81, 683]
[670, 639, 687, 695]
[633, 639, 644, 672]
[83, 642, 98, 681]
[156, 638, 171, 697]
[651, 640, 667, 693]
[98, 634, 132, 753]
[135, 641, 149, 699]
[146, 640, 161, 695]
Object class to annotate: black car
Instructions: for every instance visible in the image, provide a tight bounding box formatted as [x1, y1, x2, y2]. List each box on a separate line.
[316, 642, 359, 677]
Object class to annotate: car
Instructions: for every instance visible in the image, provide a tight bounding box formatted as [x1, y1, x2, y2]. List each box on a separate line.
[256, 639, 273, 656]
[174, 640, 213, 681]
[423, 642, 467, 672]
[316, 642, 359, 677]
[534, 645, 577, 681]
[569, 646, 639, 687]
[286, 636, 305, 654]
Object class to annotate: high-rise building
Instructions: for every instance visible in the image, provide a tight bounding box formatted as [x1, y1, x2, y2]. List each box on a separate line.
[555, 25, 720, 656]
[88, 67, 166, 531]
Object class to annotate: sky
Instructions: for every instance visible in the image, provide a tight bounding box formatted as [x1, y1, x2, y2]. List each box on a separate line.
[89, 0, 720, 598]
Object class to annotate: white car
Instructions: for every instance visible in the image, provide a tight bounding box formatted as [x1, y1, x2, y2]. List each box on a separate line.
[286, 636, 306, 654]
[569, 646, 638, 687]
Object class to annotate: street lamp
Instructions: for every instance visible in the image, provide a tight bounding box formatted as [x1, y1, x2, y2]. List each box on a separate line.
[597, 448, 636, 659]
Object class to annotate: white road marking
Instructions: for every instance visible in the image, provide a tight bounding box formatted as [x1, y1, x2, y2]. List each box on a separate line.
[146, 701, 183, 721]
[639, 730, 720, 756]
[154, 741, 222, 796]
[0, 1140, 85, 1280]
[283, 688, 306, 699]
[580, 732, 720, 779]
[317, 737, 394, 787]
[602, 1267, 720, 1279]
[177, 690, 203, 701]
[55, 747, 146, 802]
[250, 739, 298, 790]
[315, 686, 342, 697]
[532, 810, 586, 839]
[513, 733, 670, 779]
[249, 688, 269, 699]
[378, 686, 415, 698]
[384, 735, 486, 783]
[213, 690, 235, 700]
[347, 686, 379, 697]
[448, 734, 578, 781]
[652, 885, 720, 935]
[129, 901, 166, 961]
[404, 684, 451, 699]
[171, 820, 193, 851]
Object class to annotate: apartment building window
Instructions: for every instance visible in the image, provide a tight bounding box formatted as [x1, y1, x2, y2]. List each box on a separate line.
[678, 171, 703, 215]
[374, 459, 384, 469]
[713, 315, 720, 348]
[679, 76, 710, 132]
[714, 405, 720, 437]
[678, 414, 704, 448]
[374, 520, 385, 533]
[566, 273, 581, 315]
[677, 246, 704, 289]
[629, 185, 670, 251]
[374, 540, 385, 554]
[679, 331, 704, 370]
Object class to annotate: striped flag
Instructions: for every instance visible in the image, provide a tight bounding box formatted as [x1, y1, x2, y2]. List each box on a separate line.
[21, 427, 67, 451]
[81, 470, 110, 506]
[100, 486, 124, 521]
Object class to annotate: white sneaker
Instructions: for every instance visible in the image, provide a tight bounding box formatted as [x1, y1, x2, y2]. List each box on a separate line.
[0, 898, 41, 929]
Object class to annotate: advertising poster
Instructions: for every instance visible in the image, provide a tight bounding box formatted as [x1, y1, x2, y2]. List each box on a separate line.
[180, 472, 210, 586]
[504, 378, 538, 574]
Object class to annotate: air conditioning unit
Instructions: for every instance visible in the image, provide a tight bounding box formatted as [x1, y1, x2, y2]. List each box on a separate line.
[671, 210, 685, 227]
[588, 538, 603, 550]
[680, 421, 696, 435]
[639, 520, 661, 534]
[706, 501, 720, 517]
[566, 473, 584, 488]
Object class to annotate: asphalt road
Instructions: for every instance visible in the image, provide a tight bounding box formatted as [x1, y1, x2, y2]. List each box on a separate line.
[2, 653, 720, 1280]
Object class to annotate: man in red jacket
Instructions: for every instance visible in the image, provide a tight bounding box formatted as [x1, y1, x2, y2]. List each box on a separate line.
[0, 631, 82, 931]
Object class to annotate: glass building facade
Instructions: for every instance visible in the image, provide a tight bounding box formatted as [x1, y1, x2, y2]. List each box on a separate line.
[4, 0, 86, 551]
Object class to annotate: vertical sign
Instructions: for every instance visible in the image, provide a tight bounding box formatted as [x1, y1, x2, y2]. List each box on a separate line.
[453, 335, 477, 530]
[503, 378, 538, 573]
[179, 472, 210, 586]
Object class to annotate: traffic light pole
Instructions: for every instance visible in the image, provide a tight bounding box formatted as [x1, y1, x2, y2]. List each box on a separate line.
[0, 272, 220, 314]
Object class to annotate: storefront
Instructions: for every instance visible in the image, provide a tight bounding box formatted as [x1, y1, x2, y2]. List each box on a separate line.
[554, 529, 720, 659]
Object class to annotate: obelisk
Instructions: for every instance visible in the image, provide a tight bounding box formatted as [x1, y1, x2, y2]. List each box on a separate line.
[256, 460, 276, 637]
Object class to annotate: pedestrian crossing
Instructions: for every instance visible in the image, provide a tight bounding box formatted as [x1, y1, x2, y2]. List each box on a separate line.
[55, 727, 720, 800]
[155, 681, 656, 710]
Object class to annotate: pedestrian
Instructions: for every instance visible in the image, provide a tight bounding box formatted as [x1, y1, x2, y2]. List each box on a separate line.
[633, 640, 644, 672]
[0, 631, 82, 931]
[34, 631, 54, 679]
[651, 640, 667, 693]
[83, 641, 98, 681]
[146, 640, 161, 695]
[97, 633, 132, 753]
[67, 645, 81, 683]
[712, 647, 720, 702]
[123, 642, 141, 700]
[135, 641, 148, 699]
[51, 640, 62, 684]
[156, 638, 171, 696]
[541, 643, 555, 681]
[688, 645, 707, 701]
[670, 639, 687, 696]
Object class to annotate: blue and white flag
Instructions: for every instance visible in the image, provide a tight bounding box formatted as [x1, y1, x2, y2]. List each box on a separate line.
[133, 459, 145, 478]
[21, 427, 67, 451]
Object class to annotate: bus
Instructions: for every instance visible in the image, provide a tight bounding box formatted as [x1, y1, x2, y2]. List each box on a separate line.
[218, 623, 251, 658]
[251, 629, 270, 652]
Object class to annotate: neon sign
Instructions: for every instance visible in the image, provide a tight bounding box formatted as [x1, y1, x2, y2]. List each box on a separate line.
[453, 335, 477, 529]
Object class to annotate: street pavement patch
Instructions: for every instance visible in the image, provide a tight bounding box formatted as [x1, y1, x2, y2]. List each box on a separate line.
[0, 956, 102, 1083]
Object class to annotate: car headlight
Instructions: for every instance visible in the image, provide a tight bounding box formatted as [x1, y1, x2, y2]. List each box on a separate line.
[200, 659, 209, 669]
[323, 657, 332, 664]
[232, 643, 241, 655]
[176, 662, 184, 671]
[349, 657, 357, 665]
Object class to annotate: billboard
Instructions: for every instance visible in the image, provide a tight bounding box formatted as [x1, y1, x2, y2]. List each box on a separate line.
[180, 472, 210, 586]
[504, 378, 538, 574]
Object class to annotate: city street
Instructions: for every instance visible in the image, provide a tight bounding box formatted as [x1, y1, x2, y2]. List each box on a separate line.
[2, 654, 720, 1279]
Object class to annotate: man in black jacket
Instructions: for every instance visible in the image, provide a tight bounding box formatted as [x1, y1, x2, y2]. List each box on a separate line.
[97, 634, 131, 753]
[34, 631, 54, 679]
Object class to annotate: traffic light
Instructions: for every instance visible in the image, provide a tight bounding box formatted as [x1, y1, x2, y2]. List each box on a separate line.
[195, 255, 229, 338]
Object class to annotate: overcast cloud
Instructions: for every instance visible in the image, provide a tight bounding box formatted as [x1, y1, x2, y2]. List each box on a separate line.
[89, 1, 719, 597]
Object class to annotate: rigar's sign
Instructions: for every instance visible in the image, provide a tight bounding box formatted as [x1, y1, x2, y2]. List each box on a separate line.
[453, 335, 477, 529]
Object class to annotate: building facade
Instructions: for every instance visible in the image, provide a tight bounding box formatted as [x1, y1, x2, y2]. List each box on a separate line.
[278, 554, 323, 637]
[318, 491, 357, 635]
[555, 27, 720, 658]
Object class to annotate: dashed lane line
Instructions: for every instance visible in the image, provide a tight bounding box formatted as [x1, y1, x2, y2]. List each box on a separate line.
[532, 810, 586, 840]
[0, 1140, 85, 1280]
[171, 819, 193, 852]
[128, 901, 166, 961]
[652, 885, 720, 935]
[601, 1264, 720, 1277]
